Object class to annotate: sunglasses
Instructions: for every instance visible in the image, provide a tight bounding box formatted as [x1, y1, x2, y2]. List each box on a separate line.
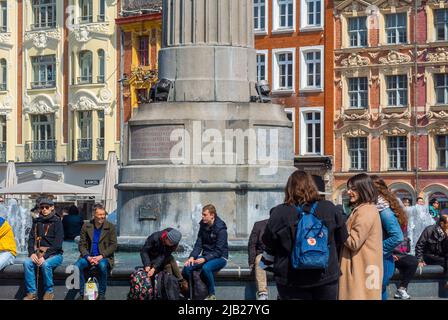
[39, 205, 51, 210]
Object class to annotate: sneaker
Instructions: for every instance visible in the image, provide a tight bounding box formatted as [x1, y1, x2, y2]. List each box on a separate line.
[43, 292, 54, 300]
[257, 292, 268, 300]
[394, 288, 411, 300]
[204, 295, 216, 300]
[23, 293, 38, 300]
[97, 295, 106, 300]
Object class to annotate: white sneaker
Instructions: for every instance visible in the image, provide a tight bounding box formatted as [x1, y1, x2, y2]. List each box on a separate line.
[257, 292, 268, 300]
[394, 288, 411, 300]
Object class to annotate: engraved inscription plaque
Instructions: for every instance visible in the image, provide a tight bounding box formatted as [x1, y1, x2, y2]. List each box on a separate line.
[130, 125, 184, 160]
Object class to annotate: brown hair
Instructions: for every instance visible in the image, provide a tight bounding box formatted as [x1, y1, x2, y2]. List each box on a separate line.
[93, 203, 108, 215]
[347, 173, 378, 205]
[202, 204, 217, 217]
[284, 171, 320, 206]
[370, 175, 408, 228]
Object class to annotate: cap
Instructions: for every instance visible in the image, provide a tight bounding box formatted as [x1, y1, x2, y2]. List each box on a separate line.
[166, 229, 182, 246]
[38, 197, 54, 206]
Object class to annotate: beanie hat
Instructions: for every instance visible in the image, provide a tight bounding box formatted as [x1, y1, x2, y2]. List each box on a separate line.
[166, 229, 182, 246]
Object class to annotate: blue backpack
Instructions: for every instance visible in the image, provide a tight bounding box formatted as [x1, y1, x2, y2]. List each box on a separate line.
[291, 202, 329, 270]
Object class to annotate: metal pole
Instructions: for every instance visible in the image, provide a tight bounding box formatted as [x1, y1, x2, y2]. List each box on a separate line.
[413, 0, 419, 197]
[119, 30, 125, 168]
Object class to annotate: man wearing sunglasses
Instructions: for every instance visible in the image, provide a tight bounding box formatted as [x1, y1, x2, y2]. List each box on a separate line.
[23, 197, 64, 300]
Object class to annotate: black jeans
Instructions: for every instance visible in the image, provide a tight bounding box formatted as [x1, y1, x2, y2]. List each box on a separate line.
[395, 255, 418, 289]
[423, 254, 448, 273]
[276, 280, 338, 300]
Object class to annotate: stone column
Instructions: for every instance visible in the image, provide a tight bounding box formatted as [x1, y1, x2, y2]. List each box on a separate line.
[159, 0, 256, 102]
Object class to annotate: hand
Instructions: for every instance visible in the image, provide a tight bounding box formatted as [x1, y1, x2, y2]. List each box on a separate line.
[393, 255, 399, 262]
[194, 258, 206, 265]
[37, 257, 45, 267]
[249, 264, 254, 270]
[30, 254, 39, 264]
[87, 256, 95, 265]
[92, 255, 103, 265]
[184, 257, 194, 267]
[418, 261, 426, 268]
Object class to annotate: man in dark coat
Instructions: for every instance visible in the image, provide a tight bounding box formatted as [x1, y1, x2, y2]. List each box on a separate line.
[75, 203, 117, 300]
[182, 204, 228, 300]
[248, 219, 268, 300]
[23, 197, 64, 300]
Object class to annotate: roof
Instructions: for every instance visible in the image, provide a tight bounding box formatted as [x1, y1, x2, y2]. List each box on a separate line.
[120, 0, 163, 17]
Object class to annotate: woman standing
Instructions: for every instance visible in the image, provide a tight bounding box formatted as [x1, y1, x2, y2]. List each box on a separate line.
[339, 173, 383, 300]
[262, 171, 348, 300]
[370, 175, 404, 300]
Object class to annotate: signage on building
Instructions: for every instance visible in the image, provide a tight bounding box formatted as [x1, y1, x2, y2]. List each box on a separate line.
[85, 180, 100, 186]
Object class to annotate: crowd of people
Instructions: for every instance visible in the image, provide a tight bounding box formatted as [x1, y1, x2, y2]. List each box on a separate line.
[0, 170, 447, 300]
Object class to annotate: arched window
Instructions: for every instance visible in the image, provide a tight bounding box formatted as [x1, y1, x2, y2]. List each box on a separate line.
[98, 49, 105, 83]
[79, 0, 92, 23]
[79, 51, 92, 84]
[0, 59, 6, 90]
[99, 0, 106, 22]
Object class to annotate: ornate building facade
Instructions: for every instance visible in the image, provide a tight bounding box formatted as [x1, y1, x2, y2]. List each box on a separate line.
[333, 0, 448, 209]
[254, 0, 335, 192]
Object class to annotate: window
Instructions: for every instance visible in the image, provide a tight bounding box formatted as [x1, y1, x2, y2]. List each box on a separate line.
[388, 136, 407, 170]
[348, 77, 368, 108]
[78, 51, 92, 84]
[436, 135, 448, 169]
[0, 1, 7, 32]
[31, 55, 56, 88]
[138, 36, 149, 66]
[0, 59, 6, 91]
[31, 114, 54, 142]
[386, 13, 407, 44]
[32, 0, 56, 29]
[435, 74, 448, 105]
[300, 0, 322, 29]
[79, 0, 93, 23]
[348, 137, 367, 170]
[98, 49, 105, 83]
[274, 50, 294, 90]
[435, 9, 448, 41]
[300, 109, 323, 155]
[349, 17, 367, 47]
[254, 0, 266, 32]
[256, 51, 267, 82]
[98, 0, 106, 22]
[77, 111, 92, 160]
[274, 0, 294, 30]
[285, 107, 296, 152]
[97, 110, 104, 160]
[300, 46, 323, 90]
[28, 114, 55, 162]
[387, 75, 408, 107]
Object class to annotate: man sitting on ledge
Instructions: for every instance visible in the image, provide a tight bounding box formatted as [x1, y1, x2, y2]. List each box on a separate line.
[75, 203, 117, 300]
[415, 211, 448, 286]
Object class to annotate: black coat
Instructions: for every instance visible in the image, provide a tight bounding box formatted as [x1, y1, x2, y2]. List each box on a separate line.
[262, 201, 348, 288]
[190, 216, 229, 261]
[415, 224, 448, 262]
[62, 214, 83, 240]
[248, 219, 268, 267]
[28, 213, 64, 259]
[140, 228, 177, 271]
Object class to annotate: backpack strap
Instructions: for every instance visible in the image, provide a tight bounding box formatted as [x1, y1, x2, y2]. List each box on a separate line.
[295, 202, 318, 216]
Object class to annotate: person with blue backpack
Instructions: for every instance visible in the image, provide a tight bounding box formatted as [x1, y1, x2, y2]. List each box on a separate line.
[261, 171, 348, 300]
[371, 175, 405, 300]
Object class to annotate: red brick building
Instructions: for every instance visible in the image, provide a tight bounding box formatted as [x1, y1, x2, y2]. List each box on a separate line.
[254, 0, 335, 192]
[333, 0, 448, 209]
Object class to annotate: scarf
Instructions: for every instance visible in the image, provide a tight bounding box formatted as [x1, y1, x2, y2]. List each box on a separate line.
[376, 195, 390, 212]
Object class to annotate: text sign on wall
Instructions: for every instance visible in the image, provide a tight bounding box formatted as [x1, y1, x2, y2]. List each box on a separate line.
[130, 125, 184, 160]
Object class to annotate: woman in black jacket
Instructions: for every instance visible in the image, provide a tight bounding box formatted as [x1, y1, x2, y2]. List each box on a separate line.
[262, 171, 348, 300]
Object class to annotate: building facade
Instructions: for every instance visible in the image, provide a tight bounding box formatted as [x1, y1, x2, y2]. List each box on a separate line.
[0, 0, 119, 197]
[254, 0, 335, 192]
[333, 0, 448, 209]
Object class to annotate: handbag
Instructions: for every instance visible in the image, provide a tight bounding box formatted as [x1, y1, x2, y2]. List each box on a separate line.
[85, 277, 99, 300]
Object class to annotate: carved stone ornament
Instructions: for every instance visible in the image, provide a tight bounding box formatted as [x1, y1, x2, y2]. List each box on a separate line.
[368, 52, 380, 59]
[343, 127, 369, 138]
[24, 30, 61, 48]
[426, 110, 448, 120]
[427, 48, 448, 63]
[374, 110, 412, 121]
[337, 110, 371, 121]
[0, 32, 11, 44]
[429, 124, 448, 135]
[23, 97, 58, 120]
[70, 95, 112, 115]
[341, 53, 370, 67]
[379, 51, 412, 65]
[99, 88, 112, 102]
[382, 127, 408, 136]
[0, 95, 13, 120]
[72, 23, 110, 42]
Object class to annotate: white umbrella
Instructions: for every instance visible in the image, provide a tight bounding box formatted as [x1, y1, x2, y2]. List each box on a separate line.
[4, 161, 17, 188]
[102, 151, 118, 213]
[0, 179, 92, 195]
[88, 184, 104, 199]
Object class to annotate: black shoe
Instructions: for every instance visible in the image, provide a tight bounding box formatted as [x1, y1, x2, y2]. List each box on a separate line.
[76, 295, 84, 301]
[97, 295, 106, 300]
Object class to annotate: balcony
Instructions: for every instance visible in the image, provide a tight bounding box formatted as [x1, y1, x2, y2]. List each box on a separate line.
[25, 140, 56, 163]
[0, 141, 5, 162]
[78, 16, 93, 24]
[31, 21, 56, 30]
[97, 75, 105, 84]
[31, 80, 56, 89]
[97, 138, 104, 161]
[77, 76, 92, 85]
[77, 138, 92, 161]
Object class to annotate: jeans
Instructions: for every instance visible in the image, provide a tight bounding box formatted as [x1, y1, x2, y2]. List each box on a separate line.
[276, 280, 338, 300]
[182, 257, 227, 295]
[395, 254, 418, 289]
[75, 257, 110, 296]
[0, 251, 15, 271]
[382, 255, 395, 300]
[23, 254, 63, 294]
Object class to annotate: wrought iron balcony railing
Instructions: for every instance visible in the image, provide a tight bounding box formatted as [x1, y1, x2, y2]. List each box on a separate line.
[77, 76, 92, 84]
[31, 80, 56, 89]
[77, 138, 92, 161]
[25, 139, 56, 163]
[97, 138, 104, 161]
[31, 21, 56, 30]
[78, 16, 93, 24]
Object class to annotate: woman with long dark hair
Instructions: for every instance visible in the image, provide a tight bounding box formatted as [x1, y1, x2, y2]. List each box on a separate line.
[339, 173, 383, 300]
[370, 175, 404, 300]
[261, 171, 348, 300]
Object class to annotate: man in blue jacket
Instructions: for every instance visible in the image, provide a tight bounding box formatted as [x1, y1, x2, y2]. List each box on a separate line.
[182, 204, 228, 300]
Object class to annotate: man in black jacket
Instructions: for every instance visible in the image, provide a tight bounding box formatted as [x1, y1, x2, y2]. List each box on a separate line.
[248, 219, 268, 300]
[23, 197, 64, 300]
[140, 228, 183, 280]
[182, 204, 228, 300]
[415, 213, 448, 276]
